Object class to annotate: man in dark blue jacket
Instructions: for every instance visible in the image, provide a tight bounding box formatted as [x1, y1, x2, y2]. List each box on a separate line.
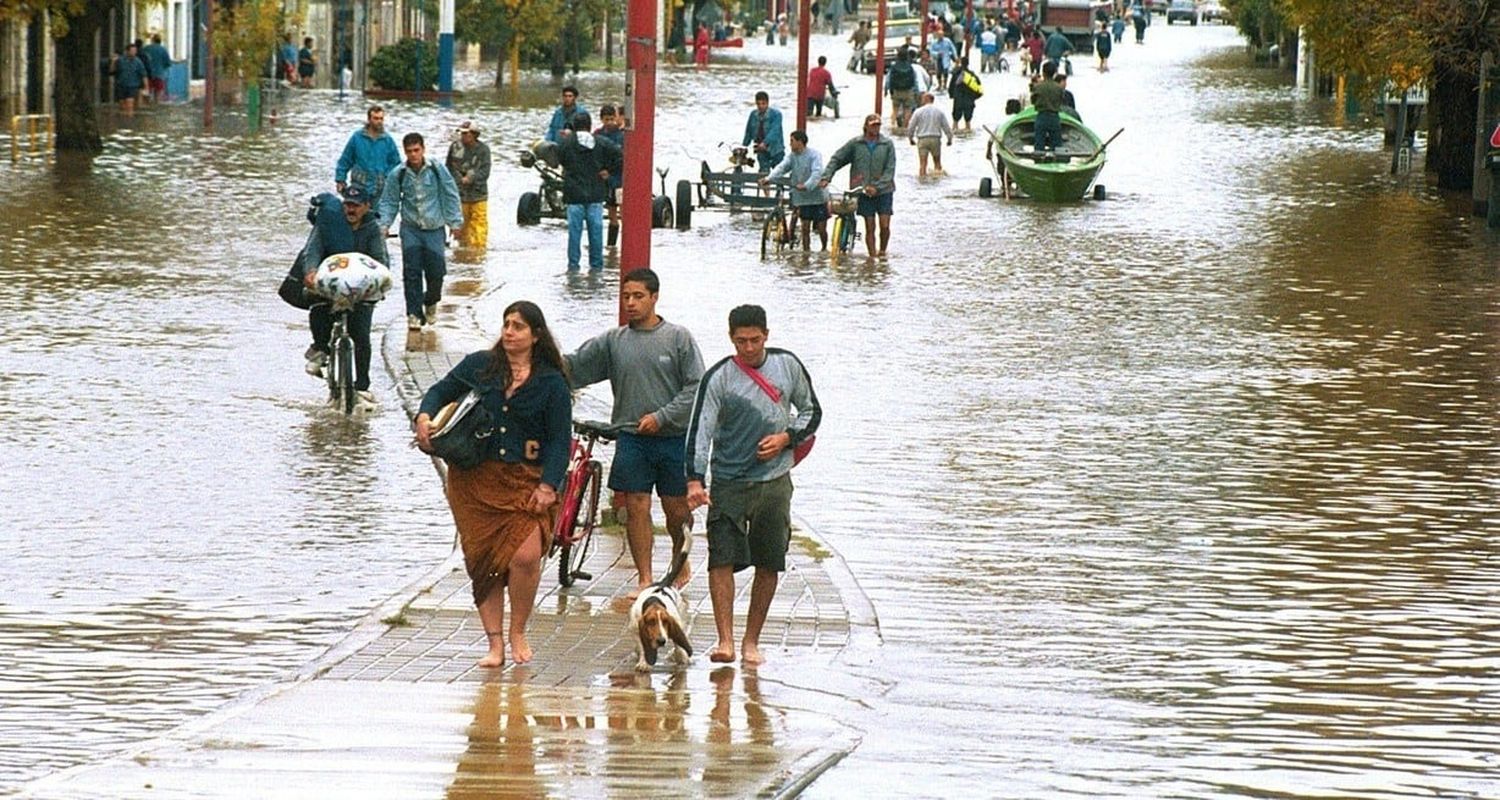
[555, 113, 623, 272]
[297, 186, 390, 408]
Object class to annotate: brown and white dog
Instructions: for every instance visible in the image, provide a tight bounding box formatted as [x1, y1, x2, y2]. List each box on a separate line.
[629, 524, 693, 672]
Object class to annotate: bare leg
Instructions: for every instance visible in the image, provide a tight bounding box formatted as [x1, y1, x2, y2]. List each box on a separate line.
[622, 491, 655, 595]
[815, 219, 828, 251]
[878, 214, 892, 256]
[659, 495, 694, 587]
[800, 216, 811, 251]
[933, 149, 944, 174]
[862, 214, 878, 258]
[506, 525, 544, 663]
[740, 567, 780, 665]
[476, 589, 506, 667]
[918, 150, 928, 178]
[708, 564, 737, 662]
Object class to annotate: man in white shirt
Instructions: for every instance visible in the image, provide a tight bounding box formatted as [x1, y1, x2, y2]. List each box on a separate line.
[906, 93, 954, 177]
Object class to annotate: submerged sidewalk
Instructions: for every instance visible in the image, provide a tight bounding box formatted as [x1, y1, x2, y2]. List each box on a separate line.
[23, 275, 881, 799]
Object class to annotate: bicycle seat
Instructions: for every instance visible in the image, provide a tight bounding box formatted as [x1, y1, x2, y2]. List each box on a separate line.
[573, 419, 619, 441]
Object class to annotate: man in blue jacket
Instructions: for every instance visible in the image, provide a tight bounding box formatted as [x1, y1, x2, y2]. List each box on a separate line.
[545, 86, 589, 143]
[335, 106, 402, 211]
[377, 133, 463, 330]
[742, 91, 785, 173]
[297, 186, 389, 409]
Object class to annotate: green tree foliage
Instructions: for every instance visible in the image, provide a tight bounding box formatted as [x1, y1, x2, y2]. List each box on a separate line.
[0, 0, 88, 36]
[1279, 0, 1431, 92]
[213, 0, 297, 81]
[369, 38, 440, 90]
[1223, 0, 1287, 51]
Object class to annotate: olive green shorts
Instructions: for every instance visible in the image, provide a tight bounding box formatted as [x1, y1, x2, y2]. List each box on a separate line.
[705, 473, 793, 573]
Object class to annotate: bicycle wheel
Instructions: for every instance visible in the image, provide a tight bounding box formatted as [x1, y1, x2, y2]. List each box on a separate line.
[336, 336, 355, 414]
[839, 214, 858, 254]
[558, 461, 602, 587]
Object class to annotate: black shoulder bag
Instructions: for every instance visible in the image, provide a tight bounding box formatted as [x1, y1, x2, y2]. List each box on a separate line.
[427, 387, 495, 470]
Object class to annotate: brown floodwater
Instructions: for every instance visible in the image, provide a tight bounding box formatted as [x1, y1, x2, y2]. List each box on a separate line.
[2, 23, 1497, 797]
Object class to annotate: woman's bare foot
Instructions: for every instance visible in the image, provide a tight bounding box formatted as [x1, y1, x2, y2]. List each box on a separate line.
[741, 640, 765, 666]
[478, 632, 505, 668]
[709, 641, 736, 663]
[509, 630, 533, 664]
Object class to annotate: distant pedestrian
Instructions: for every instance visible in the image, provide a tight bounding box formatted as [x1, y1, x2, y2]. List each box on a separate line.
[545, 86, 588, 143]
[907, 93, 954, 177]
[555, 112, 623, 272]
[141, 35, 171, 102]
[884, 48, 919, 129]
[335, 106, 402, 210]
[593, 105, 626, 246]
[806, 56, 836, 118]
[1132, 4, 1148, 44]
[445, 120, 492, 249]
[376, 132, 463, 330]
[1044, 26, 1073, 69]
[1023, 29, 1044, 75]
[927, 31, 956, 89]
[761, 130, 831, 250]
[278, 34, 298, 84]
[979, 25, 1000, 73]
[742, 91, 786, 172]
[565, 268, 704, 595]
[1095, 22, 1113, 71]
[1111, 15, 1126, 43]
[298, 36, 316, 87]
[414, 300, 572, 669]
[948, 58, 982, 131]
[110, 43, 148, 116]
[686, 304, 821, 667]
[694, 23, 711, 68]
[818, 114, 897, 257]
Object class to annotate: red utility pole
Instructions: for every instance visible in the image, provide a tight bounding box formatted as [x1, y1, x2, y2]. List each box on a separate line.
[620, 0, 657, 324]
[920, 0, 929, 54]
[874, 1, 886, 117]
[203, 0, 214, 130]
[795, 0, 810, 131]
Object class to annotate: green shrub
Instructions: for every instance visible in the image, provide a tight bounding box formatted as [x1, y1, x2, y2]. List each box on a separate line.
[368, 38, 439, 91]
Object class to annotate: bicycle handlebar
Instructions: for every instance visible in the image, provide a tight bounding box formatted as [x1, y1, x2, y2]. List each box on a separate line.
[573, 419, 621, 441]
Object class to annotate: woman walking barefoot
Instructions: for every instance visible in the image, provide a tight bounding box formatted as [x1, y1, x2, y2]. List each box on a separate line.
[415, 301, 572, 667]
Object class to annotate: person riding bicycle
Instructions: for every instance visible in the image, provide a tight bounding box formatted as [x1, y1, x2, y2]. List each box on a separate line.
[297, 184, 389, 409]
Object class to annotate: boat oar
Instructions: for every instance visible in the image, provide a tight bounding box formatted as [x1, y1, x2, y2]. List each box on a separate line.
[1089, 128, 1125, 162]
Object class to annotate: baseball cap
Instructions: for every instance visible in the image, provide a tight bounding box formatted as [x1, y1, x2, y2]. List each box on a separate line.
[456, 120, 480, 136]
[341, 185, 371, 204]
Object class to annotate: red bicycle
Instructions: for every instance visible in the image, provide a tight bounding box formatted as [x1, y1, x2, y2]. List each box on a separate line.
[550, 419, 617, 587]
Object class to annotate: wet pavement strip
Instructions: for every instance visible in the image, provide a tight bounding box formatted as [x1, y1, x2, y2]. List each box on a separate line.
[21, 272, 882, 799]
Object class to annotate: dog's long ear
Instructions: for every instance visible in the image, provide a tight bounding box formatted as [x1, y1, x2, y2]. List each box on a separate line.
[639, 622, 659, 666]
[666, 616, 693, 658]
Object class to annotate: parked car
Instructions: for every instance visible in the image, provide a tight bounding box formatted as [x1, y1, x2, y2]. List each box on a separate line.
[1199, 0, 1227, 22]
[1165, 0, 1197, 25]
[860, 18, 925, 73]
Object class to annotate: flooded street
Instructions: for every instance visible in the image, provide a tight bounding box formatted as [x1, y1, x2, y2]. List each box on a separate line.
[4, 22, 1500, 797]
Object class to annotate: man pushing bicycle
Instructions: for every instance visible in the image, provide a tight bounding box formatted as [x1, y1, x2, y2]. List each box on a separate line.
[565, 268, 704, 597]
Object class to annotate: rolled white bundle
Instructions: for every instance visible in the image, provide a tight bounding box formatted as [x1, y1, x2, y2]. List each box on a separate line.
[310, 252, 393, 310]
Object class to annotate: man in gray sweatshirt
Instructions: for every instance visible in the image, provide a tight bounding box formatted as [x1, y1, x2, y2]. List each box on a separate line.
[565, 268, 705, 594]
[685, 305, 821, 665]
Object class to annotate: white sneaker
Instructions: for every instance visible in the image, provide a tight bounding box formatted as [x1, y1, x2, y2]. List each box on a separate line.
[407, 314, 422, 331]
[355, 390, 377, 410]
[304, 351, 327, 377]
[424, 304, 438, 325]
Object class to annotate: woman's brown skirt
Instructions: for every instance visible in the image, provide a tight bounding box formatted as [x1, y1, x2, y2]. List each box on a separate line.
[446, 460, 554, 606]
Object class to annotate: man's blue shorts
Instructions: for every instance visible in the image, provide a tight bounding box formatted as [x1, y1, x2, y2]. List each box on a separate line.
[857, 191, 894, 217]
[608, 432, 688, 497]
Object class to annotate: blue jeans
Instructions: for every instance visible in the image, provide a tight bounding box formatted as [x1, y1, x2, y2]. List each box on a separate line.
[399, 224, 446, 320]
[1034, 111, 1063, 151]
[566, 202, 604, 271]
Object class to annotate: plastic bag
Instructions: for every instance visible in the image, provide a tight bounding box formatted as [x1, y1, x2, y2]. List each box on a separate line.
[309, 252, 393, 310]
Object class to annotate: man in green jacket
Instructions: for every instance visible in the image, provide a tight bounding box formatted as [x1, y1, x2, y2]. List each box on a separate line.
[817, 114, 898, 257]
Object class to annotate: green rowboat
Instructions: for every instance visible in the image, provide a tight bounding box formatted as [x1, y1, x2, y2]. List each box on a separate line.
[987, 106, 1107, 202]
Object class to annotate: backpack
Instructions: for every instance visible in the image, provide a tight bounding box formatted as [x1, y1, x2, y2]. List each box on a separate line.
[889, 60, 916, 91]
[962, 70, 984, 97]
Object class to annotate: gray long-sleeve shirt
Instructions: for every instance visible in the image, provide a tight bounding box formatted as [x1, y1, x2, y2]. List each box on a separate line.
[564, 317, 705, 435]
[685, 349, 821, 484]
[819, 134, 897, 195]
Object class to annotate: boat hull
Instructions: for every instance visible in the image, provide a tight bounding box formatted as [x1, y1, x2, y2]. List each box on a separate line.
[991, 107, 1106, 202]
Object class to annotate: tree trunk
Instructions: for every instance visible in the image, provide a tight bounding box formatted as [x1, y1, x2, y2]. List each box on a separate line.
[54, 10, 104, 154]
[551, 29, 566, 77]
[1426, 57, 1477, 191]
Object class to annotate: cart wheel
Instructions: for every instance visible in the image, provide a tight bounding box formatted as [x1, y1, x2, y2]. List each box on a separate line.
[979, 177, 993, 198]
[652, 195, 674, 228]
[675, 180, 693, 230]
[517, 192, 542, 225]
[1093, 184, 1106, 201]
